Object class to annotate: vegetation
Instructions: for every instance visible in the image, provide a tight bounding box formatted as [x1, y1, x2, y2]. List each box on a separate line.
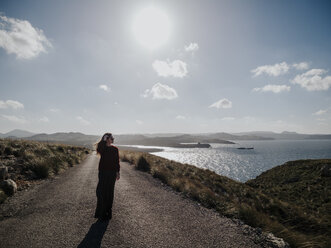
[119, 150, 331, 248]
[0, 138, 90, 195]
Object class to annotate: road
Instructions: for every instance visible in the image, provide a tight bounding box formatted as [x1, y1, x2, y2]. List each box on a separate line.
[0, 154, 266, 248]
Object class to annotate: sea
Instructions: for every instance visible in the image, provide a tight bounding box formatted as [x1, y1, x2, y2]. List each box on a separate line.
[125, 140, 331, 182]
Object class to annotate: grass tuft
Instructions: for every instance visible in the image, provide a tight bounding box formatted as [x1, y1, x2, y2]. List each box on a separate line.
[0, 189, 7, 203]
[136, 156, 150, 172]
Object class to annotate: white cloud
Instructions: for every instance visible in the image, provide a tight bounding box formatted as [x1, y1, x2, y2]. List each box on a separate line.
[251, 62, 290, 77]
[209, 98, 232, 109]
[2, 115, 26, 124]
[252, 84, 291, 93]
[184, 42, 199, 52]
[76, 116, 90, 125]
[0, 15, 52, 59]
[142, 83, 178, 100]
[49, 108, 60, 113]
[176, 115, 186, 120]
[99, 84, 111, 92]
[291, 69, 331, 91]
[292, 62, 309, 70]
[39, 116, 49, 122]
[136, 120, 143, 125]
[0, 99, 24, 109]
[152, 59, 188, 78]
[222, 117, 235, 121]
[313, 109, 327, 116]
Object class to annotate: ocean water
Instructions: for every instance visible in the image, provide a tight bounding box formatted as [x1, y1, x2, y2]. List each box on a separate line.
[129, 140, 331, 182]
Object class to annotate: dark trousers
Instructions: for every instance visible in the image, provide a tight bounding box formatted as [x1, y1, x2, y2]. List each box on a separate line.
[94, 170, 117, 219]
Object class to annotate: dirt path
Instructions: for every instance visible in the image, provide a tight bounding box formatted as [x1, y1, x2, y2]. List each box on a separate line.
[0, 154, 269, 248]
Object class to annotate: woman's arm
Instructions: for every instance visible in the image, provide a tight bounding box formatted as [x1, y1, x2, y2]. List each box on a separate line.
[116, 147, 120, 180]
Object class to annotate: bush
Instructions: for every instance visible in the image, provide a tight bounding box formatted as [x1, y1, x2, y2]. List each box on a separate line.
[57, 146, 65, 152]
[32, 163, 50, 178]
[4, 147, 13, 156]
[48, 156, 63, 174]
[0, 189, 7, 204]
[136, 156, 150, 172]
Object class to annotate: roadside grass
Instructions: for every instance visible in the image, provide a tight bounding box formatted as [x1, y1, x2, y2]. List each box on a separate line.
[119, 150, 331, 248]
[0, 138, 90, 193]
[0, 189, 7, 203]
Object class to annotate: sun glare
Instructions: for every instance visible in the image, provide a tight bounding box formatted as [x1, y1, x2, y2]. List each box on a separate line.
[132, 7, 171, 50]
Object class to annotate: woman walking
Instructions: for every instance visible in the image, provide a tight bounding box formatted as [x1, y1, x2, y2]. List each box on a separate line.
[94, 133, 120, 220]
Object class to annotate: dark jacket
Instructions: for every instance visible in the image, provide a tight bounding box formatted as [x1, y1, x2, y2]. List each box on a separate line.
[98, 145, 120, 172]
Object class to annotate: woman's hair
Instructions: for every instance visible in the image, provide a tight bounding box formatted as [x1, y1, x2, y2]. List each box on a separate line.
[96, 133, 113, 154]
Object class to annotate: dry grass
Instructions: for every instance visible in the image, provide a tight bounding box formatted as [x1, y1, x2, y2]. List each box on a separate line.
[119, 150, 331, 248]
[0, 138, 90, 194]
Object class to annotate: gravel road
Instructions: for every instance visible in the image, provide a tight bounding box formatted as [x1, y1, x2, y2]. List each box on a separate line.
[0, 154, 272, 248]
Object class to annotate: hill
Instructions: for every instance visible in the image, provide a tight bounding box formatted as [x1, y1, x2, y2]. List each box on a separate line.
[246, 159, 331, 246]
[27, 132, 99, 149]
[0, 129, 36, 138]
[233, 131, 331, 140]
[119, 151, 331, 248]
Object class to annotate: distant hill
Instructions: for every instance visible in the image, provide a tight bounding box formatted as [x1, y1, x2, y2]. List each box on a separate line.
[206, 132, 273, 141]
[24, 132, 234, 148]
[27, 132, 99, 148]
[115, 134, 234, 146]
[0, 129, 36, 138]
[233, 131, 331, 140]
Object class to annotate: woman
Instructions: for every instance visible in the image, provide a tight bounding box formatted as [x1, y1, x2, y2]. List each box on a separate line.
[94, 133, 120, 220]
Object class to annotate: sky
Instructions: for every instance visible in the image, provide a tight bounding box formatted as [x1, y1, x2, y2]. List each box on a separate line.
[0, 0, 331, 135]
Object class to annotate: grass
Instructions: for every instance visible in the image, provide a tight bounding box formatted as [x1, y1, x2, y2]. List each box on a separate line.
[0, 138, 91, 197]
[119, 150, 331, 248]
[0, 189, 7, 204]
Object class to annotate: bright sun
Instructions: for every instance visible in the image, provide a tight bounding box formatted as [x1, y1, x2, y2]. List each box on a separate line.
[132, 7, 171, 50]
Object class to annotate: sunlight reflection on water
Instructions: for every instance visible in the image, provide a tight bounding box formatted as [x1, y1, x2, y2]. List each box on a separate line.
[125, 140, 331, 182]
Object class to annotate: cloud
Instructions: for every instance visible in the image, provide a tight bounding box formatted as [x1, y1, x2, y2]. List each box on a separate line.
[0, 99, 24, 109]
[251, 62, 290, 77]
[313, 109, 327, 116]
[291, 69, 331, 91]
[152, 59, 188, 78]
[2, 114, 26, 123]
[142, 83, 178, 100]
[39, 116, 49, 122]
[136, 120, 143, 125]
[0, 15, 52, 59]
[292, 62, 309, 70]
[252, 84, 291, 93]
[209, 98, 232, 109]
[76, 116, 90, 125]
[176, 115, 186, 120]
[222, 117, 235, 121]
[184, 42, 199, 52]
[49, 108, 60, 112]
[99, 84, 111, 92]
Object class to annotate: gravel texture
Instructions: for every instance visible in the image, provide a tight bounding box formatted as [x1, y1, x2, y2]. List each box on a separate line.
[0, 154, 283, 247]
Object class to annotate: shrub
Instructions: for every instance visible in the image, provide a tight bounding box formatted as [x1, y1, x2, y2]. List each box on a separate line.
[35, 148, 51, 157]
[0, 189, 7, 204]
[4, 147, 13, 156]
[136, 156, 150, 172]
[32, 163, 50, 178]
[48, 156, 63, 174]
[13, 150, 20, 157]
[57, 146, 65, 152]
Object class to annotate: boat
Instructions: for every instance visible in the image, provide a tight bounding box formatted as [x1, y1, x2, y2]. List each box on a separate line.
[237, 147, 254, 150]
